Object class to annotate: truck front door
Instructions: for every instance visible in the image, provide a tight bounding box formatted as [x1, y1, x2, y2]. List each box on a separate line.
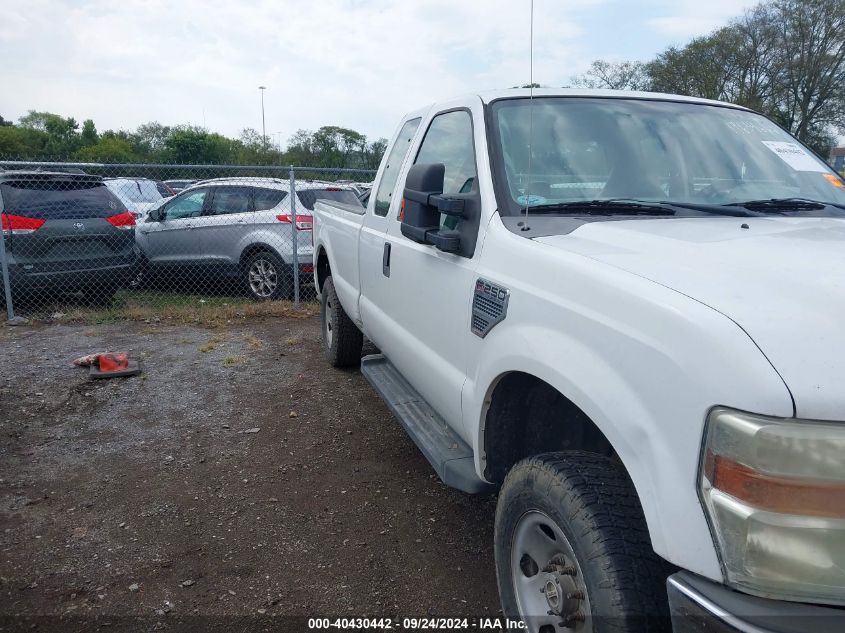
[376, 107, 484, 438]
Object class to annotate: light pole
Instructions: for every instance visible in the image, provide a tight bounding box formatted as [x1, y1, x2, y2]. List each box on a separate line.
[258, 86, 267, 151]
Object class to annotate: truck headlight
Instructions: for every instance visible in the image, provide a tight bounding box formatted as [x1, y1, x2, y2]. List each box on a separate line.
[700, 407, 845, 606]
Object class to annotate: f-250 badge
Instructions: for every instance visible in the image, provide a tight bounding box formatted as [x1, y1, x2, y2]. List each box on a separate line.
[471, 278, 510, 338]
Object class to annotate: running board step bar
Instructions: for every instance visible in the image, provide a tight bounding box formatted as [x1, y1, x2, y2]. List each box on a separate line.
[360, 354, 492, 494]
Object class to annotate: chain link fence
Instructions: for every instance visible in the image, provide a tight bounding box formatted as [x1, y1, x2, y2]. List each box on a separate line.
[0, 161, 374, 323]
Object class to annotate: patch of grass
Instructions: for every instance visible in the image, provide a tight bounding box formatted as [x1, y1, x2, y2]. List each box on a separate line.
[242, 334, 263, 349]
[32, 291, 318, 328]
[286, 336, 301, 345]
[222, 355, 241, 367]
[199, 336, 224, 353]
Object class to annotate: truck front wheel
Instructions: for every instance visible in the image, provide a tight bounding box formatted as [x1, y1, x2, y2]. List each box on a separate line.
[321, 275, 363, 367]
[495, 451, 671, 633]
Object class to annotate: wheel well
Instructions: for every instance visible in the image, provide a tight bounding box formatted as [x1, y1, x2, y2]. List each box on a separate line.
[316, 248, 330, 292]
[239, 243, 283, 270]
[483, 372, 616, 483]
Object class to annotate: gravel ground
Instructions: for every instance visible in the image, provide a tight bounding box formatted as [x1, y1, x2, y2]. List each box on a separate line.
[0, 316, 500, 632]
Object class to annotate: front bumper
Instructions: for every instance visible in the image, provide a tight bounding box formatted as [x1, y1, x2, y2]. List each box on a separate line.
[668, 572, 845, 633]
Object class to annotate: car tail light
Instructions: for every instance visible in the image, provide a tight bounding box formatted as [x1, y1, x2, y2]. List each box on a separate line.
[106, 211, 136, 230]
[276, 214, 313, 230]
[302, 265, 314, 273]
[1, 214, 46, 235]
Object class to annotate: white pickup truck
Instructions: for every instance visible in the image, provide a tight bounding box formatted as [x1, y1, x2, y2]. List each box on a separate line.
[312, 89, 845, 632]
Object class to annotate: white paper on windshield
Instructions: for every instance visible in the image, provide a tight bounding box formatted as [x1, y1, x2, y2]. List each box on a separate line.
[762, 141, 828, 172]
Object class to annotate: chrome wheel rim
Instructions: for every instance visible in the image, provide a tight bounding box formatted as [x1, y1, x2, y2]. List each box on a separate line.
[511, 510, 592, 633]
[248, 258, 278, 298]
[324, 295, 335, 348]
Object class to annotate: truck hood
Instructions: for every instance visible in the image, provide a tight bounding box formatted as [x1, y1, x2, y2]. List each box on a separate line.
[536, 217, 845, 421]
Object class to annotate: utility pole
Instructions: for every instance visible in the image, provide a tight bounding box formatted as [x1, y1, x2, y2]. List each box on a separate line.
[258, 86, 267, 150]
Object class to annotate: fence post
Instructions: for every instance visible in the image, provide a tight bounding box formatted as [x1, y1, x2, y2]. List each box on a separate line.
[0, 212, 17, 323]
[289, 165, 300, 306]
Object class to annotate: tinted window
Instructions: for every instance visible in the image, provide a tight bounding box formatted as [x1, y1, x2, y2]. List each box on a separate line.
[374, 118, 421, 216]
[155, 181, 174, 197]
[415, 111, 477, 196]
[207, 186, 251, 215]
[0, 179, 126, 219]
[164, 188, 208, 220]
[253, 188, 288, 211]
[296, 188, 361, 211]
[107, 179, 163, 204]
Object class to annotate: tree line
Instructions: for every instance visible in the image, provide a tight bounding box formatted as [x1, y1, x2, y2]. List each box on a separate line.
[0, 112, 388, 170]
[571, 0, 845, 156]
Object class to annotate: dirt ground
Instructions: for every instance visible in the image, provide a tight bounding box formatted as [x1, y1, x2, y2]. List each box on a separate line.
[0, 315, 500, 632]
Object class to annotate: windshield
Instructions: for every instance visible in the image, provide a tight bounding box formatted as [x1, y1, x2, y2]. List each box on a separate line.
[107, 179, 163, 204]
[490, 97, 845, 215]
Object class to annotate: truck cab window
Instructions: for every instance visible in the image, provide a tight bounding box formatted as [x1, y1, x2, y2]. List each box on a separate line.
[373, 118, 421, 217]
[415, 110, 477, 196]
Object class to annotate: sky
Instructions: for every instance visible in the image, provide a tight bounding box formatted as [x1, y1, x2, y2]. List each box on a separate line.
[0, 0, 761, 147]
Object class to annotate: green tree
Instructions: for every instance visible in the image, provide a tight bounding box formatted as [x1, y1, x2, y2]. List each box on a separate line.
[164, 126, 235, 164]
[80, 119, 98, 147]
[0, 126, 49, 158]
[75, 136, 137, 162]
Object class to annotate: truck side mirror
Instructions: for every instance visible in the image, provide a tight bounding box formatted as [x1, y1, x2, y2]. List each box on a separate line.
[400, 163, 462, 253]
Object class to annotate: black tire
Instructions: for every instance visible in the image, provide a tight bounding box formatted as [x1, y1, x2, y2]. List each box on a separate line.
[320, 275, 363, 367]
[243, 250, 291, 300]
[495, 451, 671, 633]
[130, 254, 150, 289]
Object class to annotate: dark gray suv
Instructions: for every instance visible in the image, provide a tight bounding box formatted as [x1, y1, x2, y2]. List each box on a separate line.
[0, 170, 138, 305]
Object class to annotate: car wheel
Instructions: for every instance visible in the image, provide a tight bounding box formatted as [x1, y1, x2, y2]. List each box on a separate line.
[495, 451, 672, 633]
[321, 275, 363, 367]
[244, 251, 291, 300]
[129, 255, 150, 289]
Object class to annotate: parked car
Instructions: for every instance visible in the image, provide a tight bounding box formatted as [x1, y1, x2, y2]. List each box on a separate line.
[104, 178, 165, 220]
[1, 170, 137, 305]
[312, 89, 845, 632]
[163, 179, 196, 193]
[134, 178, 361, 300]
[154, 180, 176, 198]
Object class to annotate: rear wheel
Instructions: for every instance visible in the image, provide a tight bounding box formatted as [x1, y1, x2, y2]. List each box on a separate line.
[243, 250, 291, 300]
[321, 275, 363, 367]
[495, 451, 671, 633]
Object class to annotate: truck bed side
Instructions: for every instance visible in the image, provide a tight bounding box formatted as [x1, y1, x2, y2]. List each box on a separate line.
[312, 199, 366, 325]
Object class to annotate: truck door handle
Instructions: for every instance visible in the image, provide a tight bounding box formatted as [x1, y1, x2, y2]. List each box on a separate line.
[382, 242, 391, 278]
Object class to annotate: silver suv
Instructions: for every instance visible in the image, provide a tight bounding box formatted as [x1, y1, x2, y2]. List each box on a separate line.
[135, 178, 361, 300]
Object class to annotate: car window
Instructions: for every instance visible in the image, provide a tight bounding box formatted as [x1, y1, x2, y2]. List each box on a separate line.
[164, 188, 208, 220]
[206, 186, 251, 215]
[413, 110, 477, 229]
[253, 188, 288, 211]
[374, 118, 421, 217]
[0, 179, 126, 219]
[296, 188, 361, 211]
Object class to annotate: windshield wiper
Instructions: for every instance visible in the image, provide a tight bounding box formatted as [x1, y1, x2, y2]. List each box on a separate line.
[524, 198, 756, 217]
[724, 197, 843, 211]
[524, 199, 676, 215]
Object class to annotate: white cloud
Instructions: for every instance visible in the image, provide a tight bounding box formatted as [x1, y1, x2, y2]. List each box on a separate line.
[646, 0, 760, 40]
[0, 0, 755, 145]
